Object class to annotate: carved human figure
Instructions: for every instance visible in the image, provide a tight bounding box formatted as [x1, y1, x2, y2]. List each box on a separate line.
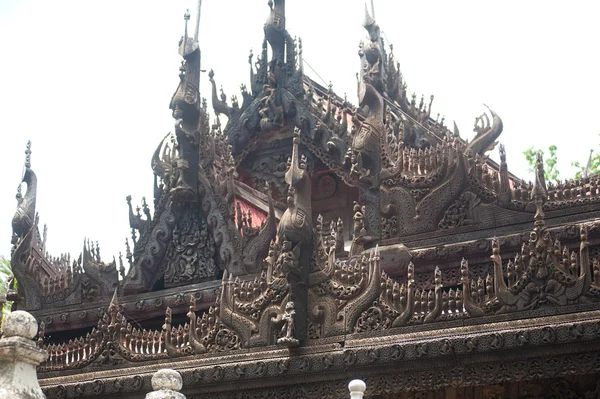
[280, 301, 296, 339]
[275, 301, 299, 348]
[352, 201, 365, 239]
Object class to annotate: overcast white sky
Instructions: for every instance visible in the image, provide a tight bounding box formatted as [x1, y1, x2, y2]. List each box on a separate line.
[1, 1, 599, 262]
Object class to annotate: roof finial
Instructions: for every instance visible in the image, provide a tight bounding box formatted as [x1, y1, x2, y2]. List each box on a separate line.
[108, 288, 119, 314]
[24, 140, 32, 169]
[363, 3, 375, 28]
[531, 152, 547, 228]
[584, 149, 594, 178]
[194, 0, 202, 42]
[183, 9, 190, 47]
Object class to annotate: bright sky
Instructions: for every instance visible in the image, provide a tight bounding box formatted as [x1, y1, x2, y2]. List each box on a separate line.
[1, 1, 599, 262]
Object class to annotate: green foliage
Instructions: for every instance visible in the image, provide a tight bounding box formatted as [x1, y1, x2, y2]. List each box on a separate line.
[571, 148, 600, 179]
[525, 135, 600, 182]
[0, 255, 13, 325]
[523, 145, 560, 181]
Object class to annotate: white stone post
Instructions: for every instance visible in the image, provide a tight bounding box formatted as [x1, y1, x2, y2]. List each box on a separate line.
[0, 310, 48, 399]
[348, 379, 366, 399]
[145, 369, 186, 399]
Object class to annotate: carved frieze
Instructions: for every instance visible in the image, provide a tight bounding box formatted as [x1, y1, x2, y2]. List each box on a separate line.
[164, 209, 218, 287]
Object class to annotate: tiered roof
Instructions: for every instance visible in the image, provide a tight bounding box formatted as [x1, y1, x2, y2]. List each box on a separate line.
[5, 1, 600, 398]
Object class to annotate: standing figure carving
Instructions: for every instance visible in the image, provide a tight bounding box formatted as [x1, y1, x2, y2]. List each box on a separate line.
[277, 126, 312, 344]
[275, 301, 299, 348]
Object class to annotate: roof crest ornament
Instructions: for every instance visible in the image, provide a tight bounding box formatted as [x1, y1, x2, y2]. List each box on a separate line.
[11, 141, 37, 247]
[531, 152, 547, 228]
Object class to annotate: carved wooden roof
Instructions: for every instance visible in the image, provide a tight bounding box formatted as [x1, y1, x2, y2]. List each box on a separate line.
[6, 2, 600, 398]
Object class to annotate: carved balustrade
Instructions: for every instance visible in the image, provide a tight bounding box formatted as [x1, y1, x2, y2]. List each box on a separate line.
[38, 294, 240, 372]
[35, 209, 600, 373]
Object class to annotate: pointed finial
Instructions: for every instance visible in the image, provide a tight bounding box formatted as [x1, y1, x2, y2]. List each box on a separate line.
[363, 3, 375, 27]
[194, 0, 202, 41]
[531, 152, 547, 228]
[584, 149, 594, 178]
[499, 143, 506, 163]
[24, 140, 32, 169]
[531, 152, 547, 198]
[118, 252, 125, 279]
[108, 288, 119, 314]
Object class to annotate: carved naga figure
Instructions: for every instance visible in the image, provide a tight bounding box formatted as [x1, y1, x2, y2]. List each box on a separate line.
[465, 105, 503, 157]
[278, 127, 312, 248]
[12, 142, 37, 245]
[10, 142, 45, 310]
[349, 7, 386, 240]
[276, 126, 312, 344]
[358, 5, 386, 95]
[168, 8, 202, 202]
[240, 186, 277, 274]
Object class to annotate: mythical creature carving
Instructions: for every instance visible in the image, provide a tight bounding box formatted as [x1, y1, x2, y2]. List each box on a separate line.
[277, 126, 312, 343]
[310, 246, 382, 338]
[380, 144, 468, 237]
[465, 105, 503, 157]
[278, 128, 312, 248]
[358, 5, 386, 95]
[10, 142, 44, 310]
[239, 186, 277, 274]
[11, 141, 36, 246]
[168, 9, 203, 203]
[351, 20, 386, 188]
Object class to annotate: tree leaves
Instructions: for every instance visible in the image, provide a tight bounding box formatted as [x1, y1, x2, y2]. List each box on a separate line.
[0, 255, 13, 325]
[525, 136, 600, 182]
[523, 145, 560, 181]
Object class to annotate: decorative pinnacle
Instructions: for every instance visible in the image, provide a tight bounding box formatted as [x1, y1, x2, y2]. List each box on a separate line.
[349, 379, 367, 399]
[2, 310, 38, 339]
[363, 3, 375, 28]
[150, 369, 184, 396]
[24, 140, 32, 169]
[108, 288, 119, 313]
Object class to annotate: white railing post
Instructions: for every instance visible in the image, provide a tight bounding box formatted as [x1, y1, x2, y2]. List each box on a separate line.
[0, 310, 48, 399]
[145, 369, 186, 399]
[348, 379, 366, 399]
